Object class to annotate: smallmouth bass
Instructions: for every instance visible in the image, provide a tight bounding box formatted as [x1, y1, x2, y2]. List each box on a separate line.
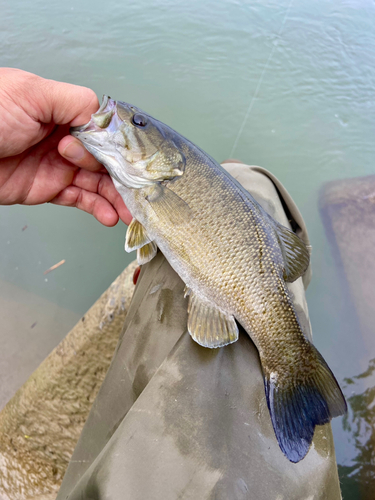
[71, 96, 347, 463]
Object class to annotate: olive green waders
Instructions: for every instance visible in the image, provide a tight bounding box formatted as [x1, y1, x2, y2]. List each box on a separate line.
[57, 163, 342, 500]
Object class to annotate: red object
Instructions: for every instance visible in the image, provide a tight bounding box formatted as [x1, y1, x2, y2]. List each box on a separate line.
[133, 266, 141, 285]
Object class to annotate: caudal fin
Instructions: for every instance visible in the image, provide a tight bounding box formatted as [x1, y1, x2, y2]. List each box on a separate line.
[264, 343, 347, 463]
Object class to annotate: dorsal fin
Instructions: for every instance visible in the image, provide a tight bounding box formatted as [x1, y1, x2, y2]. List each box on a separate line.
[269, 218, 310, 282]
[187, 292, 239, 348]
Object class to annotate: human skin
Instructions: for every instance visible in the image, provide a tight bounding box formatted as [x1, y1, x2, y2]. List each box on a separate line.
[0, 68, 131, 226]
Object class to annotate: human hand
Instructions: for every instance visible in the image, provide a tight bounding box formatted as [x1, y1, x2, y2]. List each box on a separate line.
[0, 68, 131, 226]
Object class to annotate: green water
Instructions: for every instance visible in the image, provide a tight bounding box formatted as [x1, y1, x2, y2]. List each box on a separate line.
[1, 0, 375, 496]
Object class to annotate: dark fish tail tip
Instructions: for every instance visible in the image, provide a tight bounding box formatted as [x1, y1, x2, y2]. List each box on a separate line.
[264, 343, 347, 463]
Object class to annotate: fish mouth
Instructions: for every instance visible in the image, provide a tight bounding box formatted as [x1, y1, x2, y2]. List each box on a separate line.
[70, 95, 116, 136]
[69, 95, 136, 187]
[69, 95, 159, 189]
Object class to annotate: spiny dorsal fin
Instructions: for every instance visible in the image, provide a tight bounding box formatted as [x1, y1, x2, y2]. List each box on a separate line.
[264, 342, 347, 463]
[187, 292, 239, 348]
[125, 219, 151, 252]
[270, 218, 310, 282]
[146, 184, 192, 225]
[137, 241, 158, 265]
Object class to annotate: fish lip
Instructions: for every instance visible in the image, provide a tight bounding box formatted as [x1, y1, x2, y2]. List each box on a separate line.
[98, 94, 110, 113]
[70, 95, 115, 136]
[70, 124, 87, 136]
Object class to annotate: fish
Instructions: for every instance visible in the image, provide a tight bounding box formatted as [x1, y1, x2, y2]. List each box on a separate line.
[71, 96, 347, 463]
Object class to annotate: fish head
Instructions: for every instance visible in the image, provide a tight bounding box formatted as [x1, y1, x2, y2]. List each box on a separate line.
[71, 96, 185, 188]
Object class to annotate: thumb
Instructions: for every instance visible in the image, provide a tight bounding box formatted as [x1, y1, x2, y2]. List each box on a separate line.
[41, 77, 100, 126]
[1, 68, 99, 127]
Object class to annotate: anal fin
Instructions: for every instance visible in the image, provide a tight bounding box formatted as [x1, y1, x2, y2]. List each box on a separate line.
[187, 292, 239, 348]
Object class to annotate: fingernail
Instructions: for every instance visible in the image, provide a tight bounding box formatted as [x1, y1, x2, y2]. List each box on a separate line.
[63, 142, 86, 161]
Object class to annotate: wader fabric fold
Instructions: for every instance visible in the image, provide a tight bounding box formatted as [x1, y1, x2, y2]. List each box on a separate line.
[57, 164, 341, 500]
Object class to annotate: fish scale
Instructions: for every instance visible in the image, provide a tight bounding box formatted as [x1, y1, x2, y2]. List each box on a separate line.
[71, 96, 347, 463]
[151, 148, 296, 362]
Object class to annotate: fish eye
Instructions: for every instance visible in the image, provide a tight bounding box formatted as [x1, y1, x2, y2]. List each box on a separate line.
[132, 114, 148, 127]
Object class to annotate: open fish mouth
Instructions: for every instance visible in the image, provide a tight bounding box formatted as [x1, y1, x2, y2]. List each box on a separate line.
[69, 95, 159, 189]
[69, 95, 126, 182]
[70, 95, 117, 136]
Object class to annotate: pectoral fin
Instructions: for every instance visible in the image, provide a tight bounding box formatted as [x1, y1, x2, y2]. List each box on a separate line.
[146, 184, 192, 225]
[187, 292, 239, 348]
[137, 241, 158, 265]
[125, 219, 151, 252]
[270, 218, 310, 282]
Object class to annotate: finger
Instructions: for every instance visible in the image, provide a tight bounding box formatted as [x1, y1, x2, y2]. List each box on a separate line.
[1, 69, 99, 127]
[43, 77, 99, 126]
[51, 186, 120, 227]
[96, 177, 132, 225]
[112, 192, 132, 225]
[58, 135, 103, 171]
[72, 169, 132, 225]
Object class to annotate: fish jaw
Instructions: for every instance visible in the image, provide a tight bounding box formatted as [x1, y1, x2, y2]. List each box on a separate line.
[70, 96, 185, 189]
[70, 96, 136, 186]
